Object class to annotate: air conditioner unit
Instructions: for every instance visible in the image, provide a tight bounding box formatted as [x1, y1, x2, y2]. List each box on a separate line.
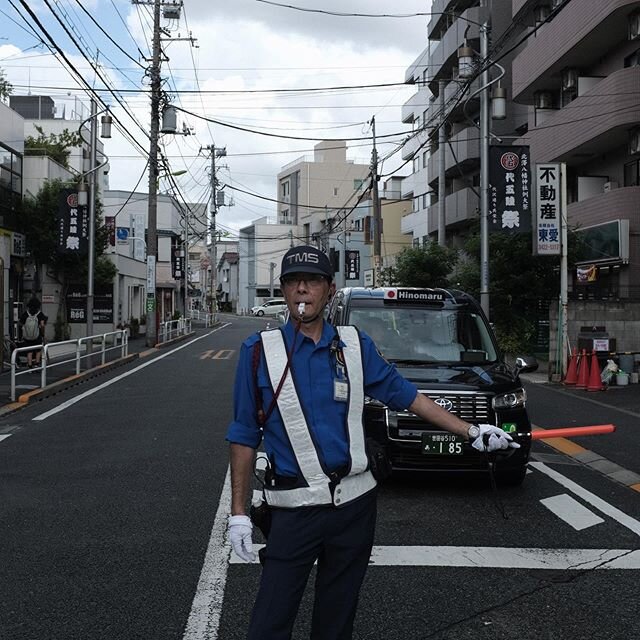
[603, 181, 619, 193]
[629, 129, 640, 155]
[629, 11, 640, 41]
[534, 90, 554, 109]
[561, 68, 578, 90]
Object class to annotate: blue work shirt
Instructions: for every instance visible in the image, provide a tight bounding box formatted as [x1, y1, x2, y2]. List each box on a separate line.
[226, 319, 418, 477]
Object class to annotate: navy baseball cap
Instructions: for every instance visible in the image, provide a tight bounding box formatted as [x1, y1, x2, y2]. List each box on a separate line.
[280, 245, 334, 280]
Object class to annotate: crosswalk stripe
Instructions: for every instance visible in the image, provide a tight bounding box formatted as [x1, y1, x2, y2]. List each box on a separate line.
[540, 494, 604, 531]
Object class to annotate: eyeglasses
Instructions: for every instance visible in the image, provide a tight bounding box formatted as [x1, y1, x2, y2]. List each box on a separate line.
[281, 273, 328, 288]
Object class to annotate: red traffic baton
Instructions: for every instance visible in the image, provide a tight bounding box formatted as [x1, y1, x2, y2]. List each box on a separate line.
[517, 424, 616, 440]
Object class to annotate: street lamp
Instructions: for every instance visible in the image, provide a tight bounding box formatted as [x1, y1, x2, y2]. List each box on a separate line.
[77, 99, 112, 338]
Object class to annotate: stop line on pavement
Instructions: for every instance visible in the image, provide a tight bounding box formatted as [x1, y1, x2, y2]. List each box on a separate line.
[229, 545, 640, 570]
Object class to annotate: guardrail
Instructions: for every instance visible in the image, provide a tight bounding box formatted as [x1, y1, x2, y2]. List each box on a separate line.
[10, 330, 128, 402]
[188, 310, 217, 327]
[158, 317, 193, 343]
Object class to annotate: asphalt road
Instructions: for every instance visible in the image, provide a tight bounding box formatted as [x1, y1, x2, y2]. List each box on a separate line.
[1, 315, 638, 640]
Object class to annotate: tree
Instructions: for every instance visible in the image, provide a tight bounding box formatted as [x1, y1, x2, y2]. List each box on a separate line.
[453, 222, 563, 353]
[24, 125, 82, 168]
[379, 243, 458, 287]
[0, 68, 12, 102]
[19, 179, 117, 335]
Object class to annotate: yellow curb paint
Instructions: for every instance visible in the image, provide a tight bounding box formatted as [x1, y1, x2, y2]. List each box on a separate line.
[532, 426, 588, 457]
[139, 348, 158, 358]
[630, 484, 640, 493]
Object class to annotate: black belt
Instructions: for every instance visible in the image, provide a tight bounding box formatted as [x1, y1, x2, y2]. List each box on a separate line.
[272, 466, 349, 489]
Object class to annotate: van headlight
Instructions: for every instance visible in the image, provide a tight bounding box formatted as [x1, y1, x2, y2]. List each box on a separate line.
[492, 388, 527, 410]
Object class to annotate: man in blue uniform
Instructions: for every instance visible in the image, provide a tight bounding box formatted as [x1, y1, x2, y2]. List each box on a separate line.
[226, 245, 517, 640]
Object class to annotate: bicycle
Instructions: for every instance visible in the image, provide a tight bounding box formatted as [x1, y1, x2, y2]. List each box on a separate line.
[2, 335, 23, 372]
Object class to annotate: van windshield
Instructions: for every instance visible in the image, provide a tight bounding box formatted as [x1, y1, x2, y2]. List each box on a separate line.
[349, 306, 498, 364]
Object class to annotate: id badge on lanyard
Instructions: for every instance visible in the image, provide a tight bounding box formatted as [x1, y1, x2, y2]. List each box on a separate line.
[334, 356, 349, 402]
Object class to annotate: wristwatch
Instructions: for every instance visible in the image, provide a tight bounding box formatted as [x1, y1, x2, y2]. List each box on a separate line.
[467, 424, 481, 441]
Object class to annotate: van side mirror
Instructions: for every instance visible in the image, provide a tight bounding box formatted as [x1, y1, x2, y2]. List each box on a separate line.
[514, 355, 539, 375]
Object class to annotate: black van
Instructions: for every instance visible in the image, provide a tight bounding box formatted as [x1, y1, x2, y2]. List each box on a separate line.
[327, 287, 539, 486]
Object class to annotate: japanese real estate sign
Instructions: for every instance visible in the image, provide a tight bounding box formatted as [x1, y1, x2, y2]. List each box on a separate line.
[535, 163, 562, 255]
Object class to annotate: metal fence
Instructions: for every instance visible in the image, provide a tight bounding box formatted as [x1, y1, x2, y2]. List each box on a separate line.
[158, 317, 193, 343]
[188, 310, 217, 327]
[10, 330, 128, 402]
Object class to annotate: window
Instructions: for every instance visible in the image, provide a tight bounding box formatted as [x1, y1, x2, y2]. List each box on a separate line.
[281, 208, 289, 221]
[624, 49, 640, 68]
[422, 236, 428, 247]
[413, 197, 420, 212]
[624, 159, 639, 187]
[413, 238, 420, 247]
[422, 193, 428, 208]
[334, 187, 339, 196]
[422, 151, 428, 168]
[281, 181, 290, 197]
[413, 157, 420, 174]
[354, 178, 364, 191]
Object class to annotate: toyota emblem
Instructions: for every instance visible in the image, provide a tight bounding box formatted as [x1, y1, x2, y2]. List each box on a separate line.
[434, 397, 453, 412]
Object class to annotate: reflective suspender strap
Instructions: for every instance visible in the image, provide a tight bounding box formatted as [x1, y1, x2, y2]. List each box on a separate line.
[337, 326, 368, 475]
[261, 329, 332, 506]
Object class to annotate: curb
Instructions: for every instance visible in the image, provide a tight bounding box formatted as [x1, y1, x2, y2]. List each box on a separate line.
[0, 331, 197, 418]
[533, 425, 640, 494]
[0, 353, 140, 418]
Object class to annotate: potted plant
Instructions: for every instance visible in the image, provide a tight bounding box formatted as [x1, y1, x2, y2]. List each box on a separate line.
[139, 314, 147, 335]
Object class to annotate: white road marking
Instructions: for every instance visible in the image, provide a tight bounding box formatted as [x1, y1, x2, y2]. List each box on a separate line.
[182, 466, 232, 640]
[0, 434, 12, 443]
[540, 494, 605, 531]
[229, 545, 640, 570]
[530, 461, 640, 537]
[32, 325, 231, 421]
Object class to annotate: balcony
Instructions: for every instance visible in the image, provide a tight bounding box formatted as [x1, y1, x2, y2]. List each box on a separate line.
[401, 91, 427, 124]
[567, 186, 640, 229]
[427, 186, 478, 234]
[427, 126, 480, 184]
[524, 67, 640, 164]
[428, 0, 478, 40]
[426, 5, 489, 91]
[512, 0, 638, 103]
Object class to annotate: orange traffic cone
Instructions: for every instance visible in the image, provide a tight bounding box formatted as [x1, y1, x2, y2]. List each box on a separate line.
[576, 349, 589, 389]
[564, 348, 579, 385]
[587, 351, 604, 392]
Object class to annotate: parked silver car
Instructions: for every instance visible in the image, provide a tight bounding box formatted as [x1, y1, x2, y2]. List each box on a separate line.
[251, 299, 287, 317]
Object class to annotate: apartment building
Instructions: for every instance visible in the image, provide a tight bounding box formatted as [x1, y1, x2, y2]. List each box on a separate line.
[328, 177, 412, 288]
[401, 0, 528, 247]
[276, 140, 370, 242]
[512, 0, 640, 300]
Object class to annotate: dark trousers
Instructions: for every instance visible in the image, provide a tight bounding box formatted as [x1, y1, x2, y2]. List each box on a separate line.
[247, 490, 377, 640]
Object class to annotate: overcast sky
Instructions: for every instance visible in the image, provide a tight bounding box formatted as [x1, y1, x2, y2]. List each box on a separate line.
[1, 0, 433, 236]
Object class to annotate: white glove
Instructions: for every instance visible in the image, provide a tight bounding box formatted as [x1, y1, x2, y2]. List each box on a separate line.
[228, 514, 256, 562]
[471, 424, 520, 452]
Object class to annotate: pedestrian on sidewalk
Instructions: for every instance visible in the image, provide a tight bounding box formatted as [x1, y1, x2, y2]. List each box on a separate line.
[226, 245, 519, 640]
[20, 296, 47, 369]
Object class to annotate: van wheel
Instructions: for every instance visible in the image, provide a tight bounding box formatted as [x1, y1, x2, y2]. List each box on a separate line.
[256, 310, 264, 316]
[495, 465, 527, 487]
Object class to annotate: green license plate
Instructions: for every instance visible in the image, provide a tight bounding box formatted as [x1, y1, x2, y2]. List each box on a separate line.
[421, 433, 464, 455]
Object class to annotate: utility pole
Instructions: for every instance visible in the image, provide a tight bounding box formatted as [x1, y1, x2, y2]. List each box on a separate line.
[269, 262, 276, 298]
[183, 206, 189, 317]
[370, 116, 382, 284]
[143, 0, 161, 347]
[438, 80, 447, 246]
[86, 98, 97, 340]
[203, 144, 226, 312]
[479, 3, 491, 319]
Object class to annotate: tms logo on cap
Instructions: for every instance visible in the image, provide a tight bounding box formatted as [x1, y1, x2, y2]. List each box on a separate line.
[280, 245, 334, 280]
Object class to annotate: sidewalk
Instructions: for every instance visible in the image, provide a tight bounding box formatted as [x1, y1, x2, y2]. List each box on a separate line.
[520, 365, 640, 414]
[0, 335, 158, 413]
